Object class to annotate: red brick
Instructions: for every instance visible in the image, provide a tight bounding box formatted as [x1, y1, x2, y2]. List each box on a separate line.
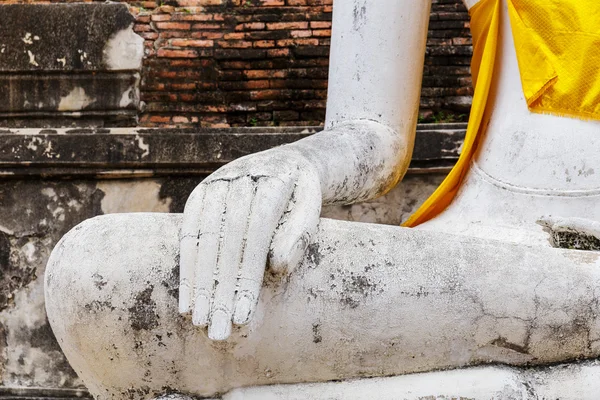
[253, 40, 275, 48]
[235, 22, 265, 31]
[139, 32, 159, 40]
[171, 39, 214, 47]
[244, 70, 287, 79]
[312, 29, 331, 37]
[157, 49, 198, 58]
[151, 14, 172, 22]
[191, 32, 224, 39]
[259, 0, 284, 5]
[173, 14, 213, 22]
[223, 32, 245, 40]
[217, 40, 253, 49]
[192, 23, 223, 30]
[171, 83, 197, 90]
[266, 48, 291, 57]
[266, 22, 308, 30]
[291, 30, 312, 38]
[177, 0, 223, 5]
[134, 24, 152, 32]
[149, 115, 171, 123]
[310, 21, 331, 29]
[276, 38, 319, 47]
[155, 22, 191, 30]
[172, 116, 190, 123]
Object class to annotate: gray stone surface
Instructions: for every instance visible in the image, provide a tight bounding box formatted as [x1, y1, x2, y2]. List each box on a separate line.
[0, 3, 143, 127]
[0, 124, 464, 178]
[0, 4, 135, 72]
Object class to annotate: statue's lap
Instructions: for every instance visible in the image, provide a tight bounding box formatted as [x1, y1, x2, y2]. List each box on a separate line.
[45, 213, 600, 398]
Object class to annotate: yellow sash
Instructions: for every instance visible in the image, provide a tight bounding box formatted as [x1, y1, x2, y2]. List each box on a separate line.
[404, 0, 600, 227]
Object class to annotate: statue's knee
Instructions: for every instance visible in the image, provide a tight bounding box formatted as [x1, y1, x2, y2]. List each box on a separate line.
[46, 213, 182, 330]
[45, 213, 188, 397]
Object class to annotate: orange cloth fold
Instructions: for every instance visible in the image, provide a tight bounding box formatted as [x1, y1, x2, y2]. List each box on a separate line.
[403, 0, 500, 227]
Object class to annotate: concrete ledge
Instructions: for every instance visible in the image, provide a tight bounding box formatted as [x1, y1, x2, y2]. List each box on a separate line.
[0, 124, 465, 178]
[0, 387, 91, 400]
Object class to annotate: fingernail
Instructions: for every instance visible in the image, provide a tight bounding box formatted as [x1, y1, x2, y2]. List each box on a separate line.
[208, 310, 232, 341]
[192, 295, 210, 326]
[178, 286, 191, 314]
[233, 296, 253, 325]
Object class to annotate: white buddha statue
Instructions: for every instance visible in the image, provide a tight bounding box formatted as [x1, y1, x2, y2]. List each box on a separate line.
[45, 0, 600, 398]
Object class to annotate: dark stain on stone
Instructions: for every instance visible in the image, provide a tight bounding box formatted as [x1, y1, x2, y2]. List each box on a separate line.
[29, 322, 60, 350]
[0, 230, 37, 312]
[158, 177, 205, 213]
[306, 242, 322, 266]
[400, 286, 430, 298]
[0, 3, 134, 71]
[553, 230, 600, 251]
[340, 273, 379, 309]
[156, 387, 192, 399]
[0, 180, 104, 386]
[65, 128, 111, 135]
[548, 315, 592, 348]
[84, 300, 116, 313]
[491, 337, 529, 355]
[161, 263, 180, 300]
[14, 319, 80, 386]
[307, 287, 318, 303]
[128, 286, 159, 331]
[92, 272, 107, 290]
[312, 323, 322, 344]
[123, 386, 151, 400]
[0, 324, 6, 378]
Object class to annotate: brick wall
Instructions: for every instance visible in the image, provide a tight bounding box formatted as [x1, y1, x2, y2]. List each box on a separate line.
[422, 0, 473, 122]
[133, 0, 333, 128]
[2, 0, 473, 127]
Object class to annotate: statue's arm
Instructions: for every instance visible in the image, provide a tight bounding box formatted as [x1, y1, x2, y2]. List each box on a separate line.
[179, 0, 431, 341]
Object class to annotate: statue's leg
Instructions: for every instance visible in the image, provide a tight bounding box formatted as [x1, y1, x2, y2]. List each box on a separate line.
[226, 361, 600, 400]
[45, 213, 600, 399]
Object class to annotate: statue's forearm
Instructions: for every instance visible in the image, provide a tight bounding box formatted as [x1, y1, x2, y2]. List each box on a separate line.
[282, 0, 430, 206]
[283, 120, 413, 205]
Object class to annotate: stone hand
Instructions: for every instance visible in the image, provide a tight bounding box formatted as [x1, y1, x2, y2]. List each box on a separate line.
[179, 149, 322, 340]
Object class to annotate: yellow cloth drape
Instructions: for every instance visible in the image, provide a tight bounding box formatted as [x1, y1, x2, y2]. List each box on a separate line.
[404, 0, 600, 228]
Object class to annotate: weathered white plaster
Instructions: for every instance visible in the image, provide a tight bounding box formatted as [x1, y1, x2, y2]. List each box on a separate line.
[46, 214, 600, 398]
[4, 269, 83, 388]
[57, 87, 95, 112]
[325, 0, 430, 133]
[102, 23, 144, 71]
[134, 134, 150, 158]
[26, 50, 38, 67]
[226, 363, 600, 400]
[22, 33, 33, 45]
[96, 181, 171, 214]
[120, 87, 134, 108]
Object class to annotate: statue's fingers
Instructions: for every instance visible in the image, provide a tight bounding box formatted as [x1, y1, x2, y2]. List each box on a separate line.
[269, 173, 321, 274]
[232, 178, 294, 326]
[179, 184, 206, 314]
[207, 177, 255, 341]
[191, 180, 229, 327]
